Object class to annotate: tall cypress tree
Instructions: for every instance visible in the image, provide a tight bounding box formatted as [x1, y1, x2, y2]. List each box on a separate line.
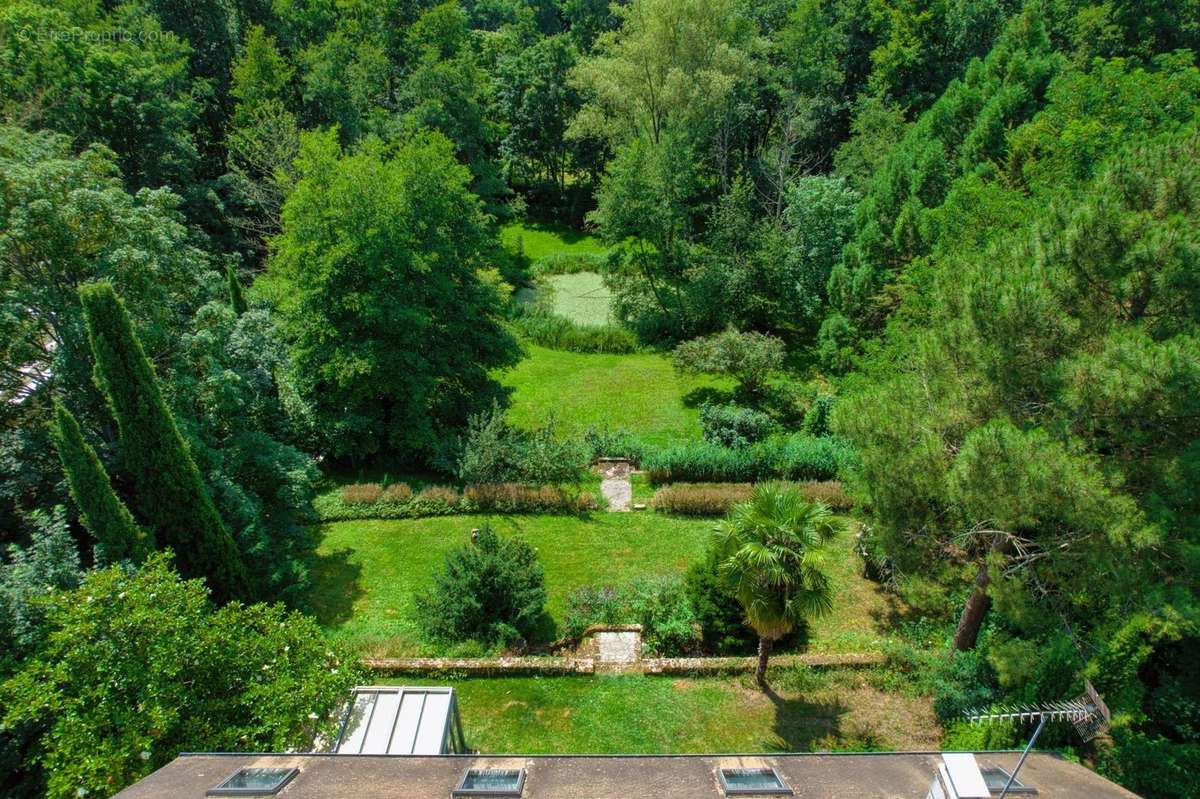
[226, 263, 247, 315]
[50, 402, 153, 565]
[79, 282, 251, 602]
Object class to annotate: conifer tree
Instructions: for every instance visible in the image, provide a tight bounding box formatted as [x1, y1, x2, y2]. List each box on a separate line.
[49, 402, 153, 565]
[79, 282, 251, 602]
[226, 263, 247, 315]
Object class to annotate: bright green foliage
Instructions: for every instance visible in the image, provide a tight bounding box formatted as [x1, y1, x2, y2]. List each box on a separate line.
[715, 484, 840, 684]
[0, 555, 359, 799]
[416, 526, 548, 646]
[699, 404, 777, 448]
[264, 130, 520, 461]
[782, 175, 860, 325]
[456, 403, 589, 485]
[49, 403, 150, 565]
[80, 282, 250, 603]
[672, 328, 785, 394]
[563, 575, 701, 655]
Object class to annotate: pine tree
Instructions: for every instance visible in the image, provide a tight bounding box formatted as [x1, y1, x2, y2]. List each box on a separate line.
[79, 282, 251, 602]
[49, 402, 153, 565]
[226, 263, 247, 315]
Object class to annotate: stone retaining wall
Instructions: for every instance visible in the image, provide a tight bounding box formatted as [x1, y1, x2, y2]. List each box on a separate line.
[363, 652, 884, 676]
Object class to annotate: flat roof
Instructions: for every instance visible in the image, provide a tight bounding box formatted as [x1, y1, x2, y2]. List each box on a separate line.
[113, 751, 1140, 799]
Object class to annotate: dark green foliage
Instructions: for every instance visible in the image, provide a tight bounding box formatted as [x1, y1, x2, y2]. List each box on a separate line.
[226, 264, 247, 315]
[0, 555, 359, 799]
[582, 424, 648, 463]
[0, 506, 80, 661]
[642, 434, 854, 484]
[562, 575, 701, 656]
[684, 548, 759, 655]
[416, 527, 548, 647]
[79, 282, 250, 603]
[49, 403, 150, 565]
[699, 404, 777, 448]
[800, 396, 834, 437]
[457, 404, 589, 485]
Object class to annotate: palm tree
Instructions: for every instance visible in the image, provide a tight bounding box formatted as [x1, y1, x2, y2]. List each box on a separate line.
[715, 483, 840, 689]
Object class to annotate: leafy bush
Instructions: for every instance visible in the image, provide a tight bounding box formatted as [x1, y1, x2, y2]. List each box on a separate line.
[512, 306, 640, 354]
[342, 483, 383, 504]
[530, 251, 608, 275]
[416, 527, 547, 647]
[801, 395, 835, 437]
[583, 424, 648, 463]
[465, 483, 596, 513]
[458, 404, 589, 485]
[672, 328, 785, 393]
[700, 403, 776, 447]
[652, 483, 754, 515]
[562, 575, 700, 656]
[684, 548, 758, 655]
[642, 434, 854, 484]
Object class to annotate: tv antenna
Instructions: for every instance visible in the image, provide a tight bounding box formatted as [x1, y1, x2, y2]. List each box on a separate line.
[963, 680, 1110, 798]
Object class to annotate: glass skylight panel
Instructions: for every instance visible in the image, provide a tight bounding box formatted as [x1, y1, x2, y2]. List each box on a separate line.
[453, 768, 527, 797]
[207, 767, 298, 796]
[718, 767, 794, 796]
[981, 767, 1037, 795]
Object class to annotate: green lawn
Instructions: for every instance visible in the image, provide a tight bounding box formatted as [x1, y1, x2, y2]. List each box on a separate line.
[308, 513, 897, 657]
[393, 668, 940, 753]
[499, 344, 733, 445]
[501, 220, 606, 261]
[545, 272, 613, 327]
[310, 513, 715, 656]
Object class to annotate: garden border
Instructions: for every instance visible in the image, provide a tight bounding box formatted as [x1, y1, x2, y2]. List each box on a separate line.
[362, 652, 884, 676]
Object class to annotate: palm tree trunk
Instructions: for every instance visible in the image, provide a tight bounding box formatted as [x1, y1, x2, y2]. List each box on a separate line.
[756, 636, 773, 689]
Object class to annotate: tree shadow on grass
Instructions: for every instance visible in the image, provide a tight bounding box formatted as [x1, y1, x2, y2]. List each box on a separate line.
[764, 686, 847, 752]
[305, 545, 365, 628]
[683, 386, 736, 409]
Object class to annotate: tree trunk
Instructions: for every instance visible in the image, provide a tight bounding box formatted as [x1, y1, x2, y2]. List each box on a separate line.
[951, 561, 992, 651]
[756, 636, 773, 689]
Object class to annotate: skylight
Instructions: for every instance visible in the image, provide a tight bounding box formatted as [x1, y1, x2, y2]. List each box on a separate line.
[717, 767, 794, 796]
[981, 767, 1037, 795]
[207, 767, 298, 796]
[453, 768, 527, 797]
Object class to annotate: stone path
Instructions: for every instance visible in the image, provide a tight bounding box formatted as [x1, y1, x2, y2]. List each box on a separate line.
[598, 459, 632, 512]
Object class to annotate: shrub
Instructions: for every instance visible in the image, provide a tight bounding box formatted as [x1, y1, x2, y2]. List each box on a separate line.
[465, 483, 594, 513]
[562, 575, 700, 656]
[413, 485, 462, 512]
[512, 307, 639, 354]
[672, 327, 785, 393]
[416, 527, 547, 647]
[700, 403, 776, 448]
[642, 434, 854, 484]
[458, 404, 589, 485]
[583, 424, 648, 463]
[342, 483, 383, 504]
[801, 395, 835, 437]
[380, 483, 413, 504]
[684, 547, 758, 655]
[652, 483, 754, 515]
[530, 251, 608, 276]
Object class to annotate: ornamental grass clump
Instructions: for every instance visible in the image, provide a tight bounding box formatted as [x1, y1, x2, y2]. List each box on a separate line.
[342, 483, 383, 505]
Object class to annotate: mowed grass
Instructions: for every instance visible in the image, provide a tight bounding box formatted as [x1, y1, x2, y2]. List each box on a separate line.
[391, 669, 940, 753]
[309, 513, 896, 657]
[309, 513, 715, 656]
[545, 272, 613, 327]
[499, 344, 733, 445]
[501, 220, 606, 260]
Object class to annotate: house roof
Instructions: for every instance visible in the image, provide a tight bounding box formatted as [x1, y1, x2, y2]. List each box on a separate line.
[113, 750, 1139, 799]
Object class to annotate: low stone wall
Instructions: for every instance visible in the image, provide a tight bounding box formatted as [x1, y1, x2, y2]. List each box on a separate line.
[363, 651, 884, 676]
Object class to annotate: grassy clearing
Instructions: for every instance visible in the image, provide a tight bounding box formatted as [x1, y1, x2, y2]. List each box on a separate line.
[501, 220, 606, 261]
[499, 344, 734, 445]
[308, 513, 898, 657]
[392, 668, 940, 753]
[309, 513, 714, 656]
[545, 272, 613, 327]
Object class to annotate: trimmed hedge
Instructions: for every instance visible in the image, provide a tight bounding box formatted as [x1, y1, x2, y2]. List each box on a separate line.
[642, 434, 855, 484]
[317, 482, 595, 520]
[651, 480, 853, 516]
[530, 251, 608, 276]
[512, 308, 640, 354]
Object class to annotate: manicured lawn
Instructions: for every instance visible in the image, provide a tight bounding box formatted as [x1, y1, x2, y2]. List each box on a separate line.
[501, 220, 606, 261]
[393, 668, 940, 753]
[499, 344, 733, 445]
[309, 513, 715, 656]
[545, 272, 613, 326]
